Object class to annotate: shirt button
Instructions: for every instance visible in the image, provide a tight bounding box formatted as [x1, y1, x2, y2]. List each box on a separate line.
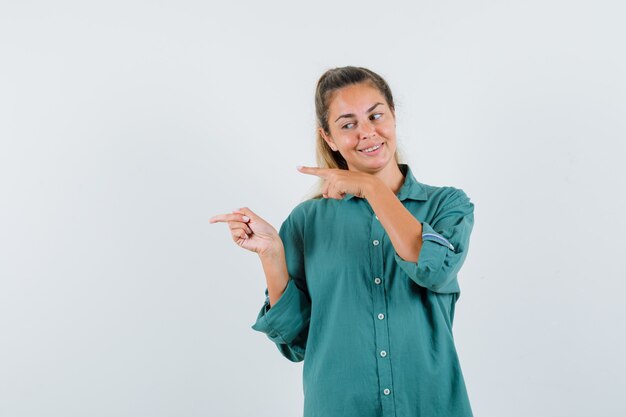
[375, 215, 378, 220]
[374, 277, 382, 285]
[378, 313, 385, 320]
[383, 388, 391, 395]
[372, 240, 379, 246]
[380, 350, 387, 357]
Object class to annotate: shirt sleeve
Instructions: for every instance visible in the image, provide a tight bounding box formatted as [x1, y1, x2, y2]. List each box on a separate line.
[250, 207, 311, 362]
[394, 188, 475, 294]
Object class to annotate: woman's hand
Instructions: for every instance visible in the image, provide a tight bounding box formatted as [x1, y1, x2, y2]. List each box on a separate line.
[209, 207, 283, 257]
[297, 165, 374, 199]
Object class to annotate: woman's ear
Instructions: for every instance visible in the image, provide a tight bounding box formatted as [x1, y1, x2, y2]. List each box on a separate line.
[319, 127, 337, 152]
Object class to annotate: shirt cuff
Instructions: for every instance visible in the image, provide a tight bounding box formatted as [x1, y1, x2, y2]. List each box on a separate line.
[421, 222, 455, 250]
[251, 279, 311, 344]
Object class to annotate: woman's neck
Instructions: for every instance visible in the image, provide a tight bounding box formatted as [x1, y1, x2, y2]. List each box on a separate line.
[372, 162, 405, 195]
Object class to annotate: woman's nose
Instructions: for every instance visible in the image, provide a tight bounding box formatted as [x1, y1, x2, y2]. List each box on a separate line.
[359, 121, 376, 140]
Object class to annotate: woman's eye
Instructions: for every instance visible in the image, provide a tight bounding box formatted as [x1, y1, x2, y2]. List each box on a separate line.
[342, 122, 355, 129]
[370, 113, 382, 120]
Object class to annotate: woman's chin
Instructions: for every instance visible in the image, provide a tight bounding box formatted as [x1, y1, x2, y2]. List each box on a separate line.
[349, 159, 394, 174]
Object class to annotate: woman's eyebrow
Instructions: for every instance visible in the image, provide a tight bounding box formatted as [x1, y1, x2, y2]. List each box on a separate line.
[334, 102, 384, 123]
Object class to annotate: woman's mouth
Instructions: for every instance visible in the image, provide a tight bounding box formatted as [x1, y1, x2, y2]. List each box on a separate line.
[358, 143, 383, 155]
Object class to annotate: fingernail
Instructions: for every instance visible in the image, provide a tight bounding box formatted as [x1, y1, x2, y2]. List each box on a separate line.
[296, 165, 302, 170]
[242, 215, 250, 222]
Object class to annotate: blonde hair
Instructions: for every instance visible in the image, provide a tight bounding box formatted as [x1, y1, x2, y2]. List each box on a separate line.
[303, 66, 404, 200]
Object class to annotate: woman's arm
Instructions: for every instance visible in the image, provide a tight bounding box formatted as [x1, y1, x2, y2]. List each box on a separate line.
[364, 179, 475, 294]
[251, 205, 312, 362]
[258, 245, 290, 307]
[210, 200, 312, 362]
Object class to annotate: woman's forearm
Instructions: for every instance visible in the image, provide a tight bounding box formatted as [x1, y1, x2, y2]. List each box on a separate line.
[364, 178, 423, 262]
[258, 244, 290, 307]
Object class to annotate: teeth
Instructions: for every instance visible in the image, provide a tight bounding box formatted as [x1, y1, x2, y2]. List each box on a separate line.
[361, 144, 381, 152]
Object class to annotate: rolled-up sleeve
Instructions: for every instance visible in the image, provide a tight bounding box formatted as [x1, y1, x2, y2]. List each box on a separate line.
[251, 280, 310, 356]
[394, 189, 475, 294]
[251, 208, 311, 362]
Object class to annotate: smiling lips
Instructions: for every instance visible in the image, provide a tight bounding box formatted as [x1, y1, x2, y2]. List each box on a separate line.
[358, 143, 383, 154]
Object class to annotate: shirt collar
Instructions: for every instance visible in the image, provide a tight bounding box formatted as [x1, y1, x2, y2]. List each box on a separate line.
[344, 163, 429, 202]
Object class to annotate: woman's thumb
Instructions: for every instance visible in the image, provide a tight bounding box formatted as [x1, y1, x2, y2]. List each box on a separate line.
[235, 206, 259, 221]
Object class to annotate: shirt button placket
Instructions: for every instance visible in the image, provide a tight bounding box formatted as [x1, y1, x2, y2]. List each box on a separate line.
[369, 213, 395, 415]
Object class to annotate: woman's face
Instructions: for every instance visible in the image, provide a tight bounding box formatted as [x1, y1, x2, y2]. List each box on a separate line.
[320, 82, 397, 174]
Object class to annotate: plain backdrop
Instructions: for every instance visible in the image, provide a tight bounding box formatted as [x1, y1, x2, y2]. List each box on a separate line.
[1, 1, 625, 416]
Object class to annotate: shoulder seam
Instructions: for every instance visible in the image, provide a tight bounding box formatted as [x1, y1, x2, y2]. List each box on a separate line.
[444, 188, 470, 207]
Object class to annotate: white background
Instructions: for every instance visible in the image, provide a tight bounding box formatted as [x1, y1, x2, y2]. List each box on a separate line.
[1, 1, 625, 416]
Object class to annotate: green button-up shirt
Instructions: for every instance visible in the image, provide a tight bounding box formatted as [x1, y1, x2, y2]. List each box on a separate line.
[252, 164, 475, 417]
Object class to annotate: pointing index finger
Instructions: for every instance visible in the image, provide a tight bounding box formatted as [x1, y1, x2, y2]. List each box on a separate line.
[297, 165, 328, 177]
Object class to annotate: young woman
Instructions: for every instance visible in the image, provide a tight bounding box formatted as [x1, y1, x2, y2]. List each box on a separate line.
[210, 66, 475, 417]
